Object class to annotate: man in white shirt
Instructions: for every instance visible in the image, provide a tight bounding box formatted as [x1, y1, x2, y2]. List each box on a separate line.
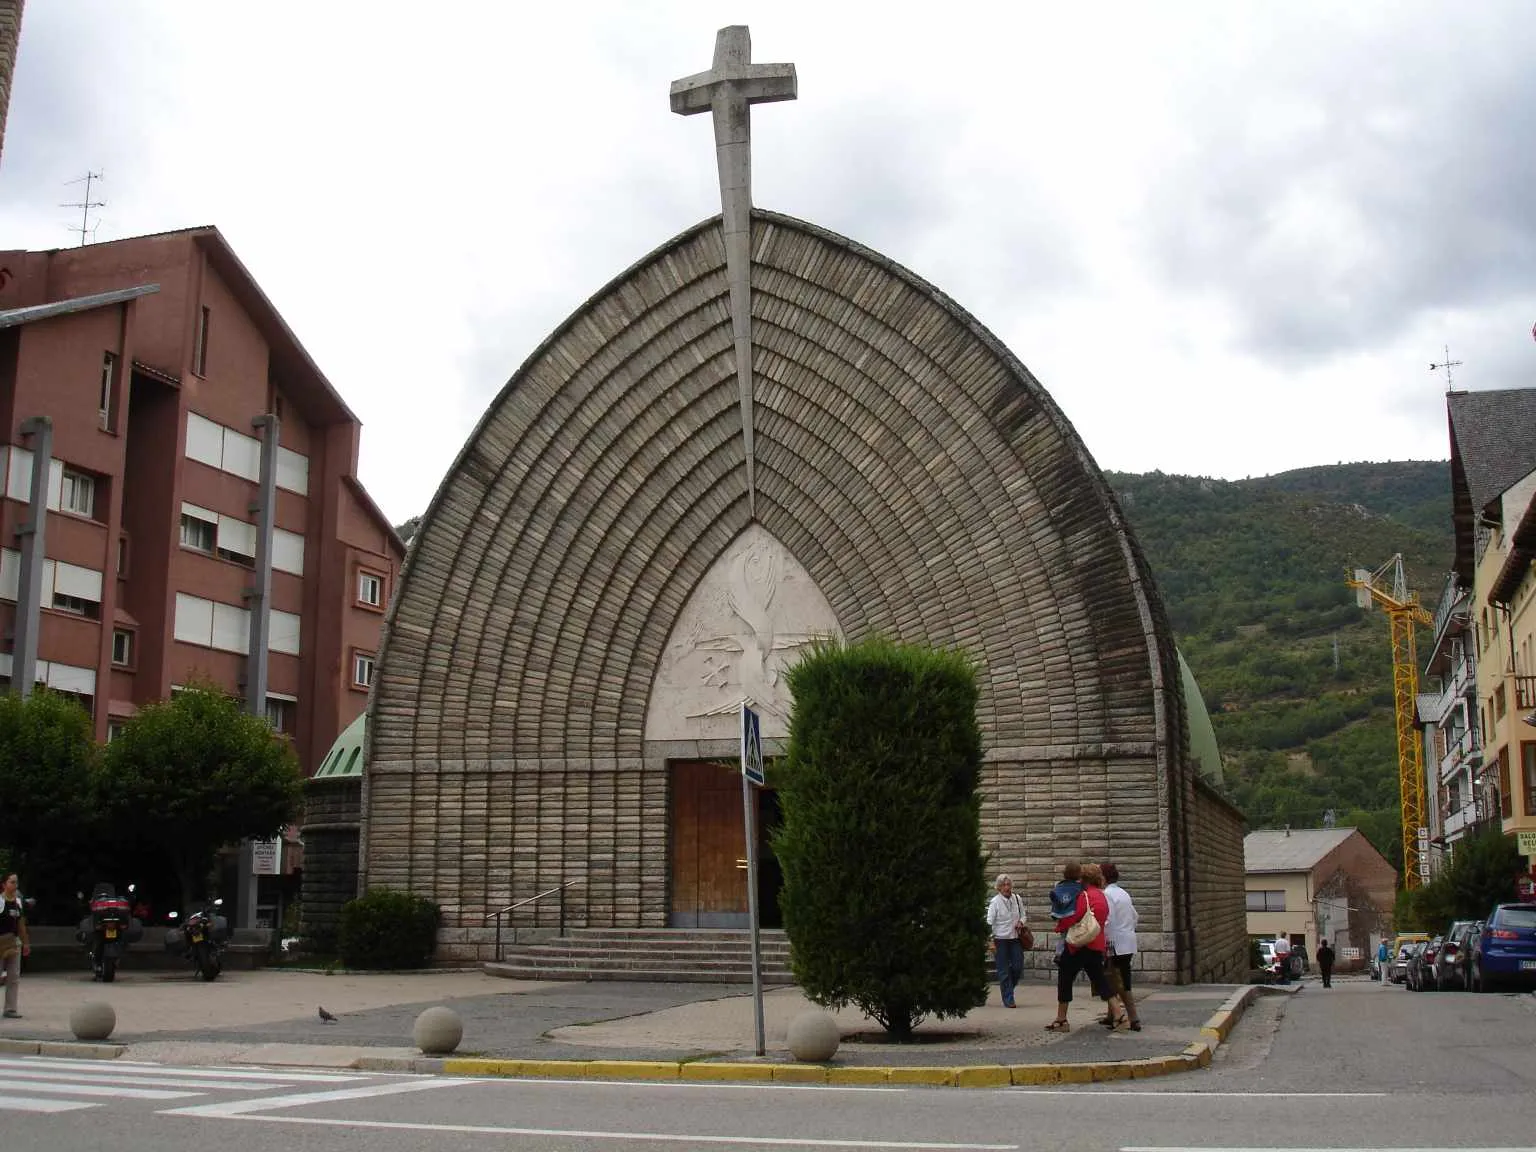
[1272, 933, 1293, 983]
[1100, 862, 1141, 1030]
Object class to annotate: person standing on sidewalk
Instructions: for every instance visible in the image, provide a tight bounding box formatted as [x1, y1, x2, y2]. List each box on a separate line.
[1316, 939, 1335, 988]
[986, 874, 1028, 1008]
[0, 873, 30, 1018]
[1100, 862, 1142, 1031]
[1045, 863, 1126, 1032]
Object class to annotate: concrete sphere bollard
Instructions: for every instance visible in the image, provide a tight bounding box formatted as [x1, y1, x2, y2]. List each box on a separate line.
[70, 1001, 116, 1042]
[786, 1010, 840, 1062]
[413, 1005, 464, 1055]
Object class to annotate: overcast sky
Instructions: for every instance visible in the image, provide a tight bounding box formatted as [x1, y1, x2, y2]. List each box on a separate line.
[3, 2, 1533, 524]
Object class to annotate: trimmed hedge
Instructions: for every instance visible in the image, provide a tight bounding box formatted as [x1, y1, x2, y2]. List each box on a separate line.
[772, 636, 989, 1039]
[337, 888, 440, 969]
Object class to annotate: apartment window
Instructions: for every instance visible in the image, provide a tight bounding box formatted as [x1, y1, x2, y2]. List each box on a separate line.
[265, 697, 295, 734]
[193, 305, 210, 375]
[357, 570, 384, 608]
[179, 510, 217, 553]
[51, 592, 99, 619]
[1499, 747, 1512, 819]
[117, 534, 130, 578]
[111, 629, 133, 667]
[1245, 890, 1286, 912]
[1495, 685, 1507, 722]
[61, 467, 96, 518]
[99, 352, 116, 431]
[1447, 778, 1461, 813]
[1523, 744, 1536, 817]
[352, 651, 375, 690]
[106, 720, 126, 743]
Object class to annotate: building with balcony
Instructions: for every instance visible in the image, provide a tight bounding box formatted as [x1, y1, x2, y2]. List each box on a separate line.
[1416, 573, 1484, 873]
[0, 228, 404, 782]
[1448, 388, 1536, 890]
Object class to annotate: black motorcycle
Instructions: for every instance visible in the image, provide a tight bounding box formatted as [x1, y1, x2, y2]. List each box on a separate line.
[165, 898, 229, 981]
[74, 882, 144, 982]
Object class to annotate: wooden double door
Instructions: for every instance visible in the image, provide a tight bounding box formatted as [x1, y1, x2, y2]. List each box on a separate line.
[668, 759, 782, 928]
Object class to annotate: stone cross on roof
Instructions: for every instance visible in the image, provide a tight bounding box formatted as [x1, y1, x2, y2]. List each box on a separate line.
[671, 26, 797, 518]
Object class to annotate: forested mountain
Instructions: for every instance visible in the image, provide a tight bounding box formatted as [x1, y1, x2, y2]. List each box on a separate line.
[1107, 461, 1453, 871]
[392, 460, 1453, 872]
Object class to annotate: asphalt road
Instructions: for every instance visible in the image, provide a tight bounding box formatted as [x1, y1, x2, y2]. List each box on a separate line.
[4, 974, 1532, 1151]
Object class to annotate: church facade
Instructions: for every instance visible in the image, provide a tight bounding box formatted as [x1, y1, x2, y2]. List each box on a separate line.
[360, 207, 1249, 983]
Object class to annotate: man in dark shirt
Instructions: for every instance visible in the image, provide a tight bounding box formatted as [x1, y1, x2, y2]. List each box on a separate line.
[1316, 939, 1336, 988]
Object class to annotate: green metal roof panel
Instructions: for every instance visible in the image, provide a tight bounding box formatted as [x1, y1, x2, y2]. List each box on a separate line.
[1179, 650, 1223, 788]
[314, 710, 367, 778]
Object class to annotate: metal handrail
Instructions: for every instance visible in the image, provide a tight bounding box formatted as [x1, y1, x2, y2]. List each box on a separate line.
[485, 878, 582, 961]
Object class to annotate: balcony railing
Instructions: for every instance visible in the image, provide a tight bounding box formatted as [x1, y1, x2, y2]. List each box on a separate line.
[1429, 577, 1468, 652]
[1516, 675, 1536, 711]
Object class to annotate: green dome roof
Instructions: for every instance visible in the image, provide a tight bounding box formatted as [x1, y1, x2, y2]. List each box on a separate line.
[314, 710, 366, 779]
[1178, 650, 1223, 787]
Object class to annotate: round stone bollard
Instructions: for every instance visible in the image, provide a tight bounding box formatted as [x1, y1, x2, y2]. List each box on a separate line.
[70, 1001, 116, 1042]
[413, 1005, 464, 1055]
[786, 1010, 840, 1062]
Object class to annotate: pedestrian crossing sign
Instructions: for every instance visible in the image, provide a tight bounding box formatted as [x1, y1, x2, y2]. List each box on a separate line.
[741, 702, 765, 786]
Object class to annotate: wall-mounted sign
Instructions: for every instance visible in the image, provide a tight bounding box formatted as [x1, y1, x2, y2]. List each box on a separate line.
[1516, 830, 1536, 857]
[251, 838, 281, 876]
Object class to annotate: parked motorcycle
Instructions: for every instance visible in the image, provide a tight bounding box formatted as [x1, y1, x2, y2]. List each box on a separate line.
[74, 882, 144, 983]
[165, 898, 229, 981]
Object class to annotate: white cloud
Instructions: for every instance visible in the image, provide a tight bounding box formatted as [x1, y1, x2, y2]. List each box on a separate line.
[3, 1, 1532, 522]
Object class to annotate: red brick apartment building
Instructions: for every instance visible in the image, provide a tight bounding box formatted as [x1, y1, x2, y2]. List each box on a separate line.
[0, 228, 404, 774]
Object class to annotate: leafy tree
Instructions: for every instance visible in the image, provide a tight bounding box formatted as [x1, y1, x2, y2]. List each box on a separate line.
[99, 682, 304, 911]
[1400, 828, 1521, 930]
[0, 691, 99, 915]
[772, 637, 988, 1040]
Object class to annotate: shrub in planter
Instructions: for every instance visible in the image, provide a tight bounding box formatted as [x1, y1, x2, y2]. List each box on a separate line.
[338, 889, 440, 969]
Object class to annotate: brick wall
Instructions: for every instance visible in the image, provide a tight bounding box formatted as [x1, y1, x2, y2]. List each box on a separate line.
[299, 777, 362, 950]
[1188, 778, 1250, 983]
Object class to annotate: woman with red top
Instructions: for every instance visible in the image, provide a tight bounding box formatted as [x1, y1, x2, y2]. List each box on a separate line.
[1044, 862, 1126, 1032]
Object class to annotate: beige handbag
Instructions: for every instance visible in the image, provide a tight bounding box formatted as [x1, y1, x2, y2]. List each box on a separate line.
[1065, 902, 1100, 948]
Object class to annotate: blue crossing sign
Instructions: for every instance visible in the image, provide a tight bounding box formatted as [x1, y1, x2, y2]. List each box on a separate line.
[741, 702, 765, 786]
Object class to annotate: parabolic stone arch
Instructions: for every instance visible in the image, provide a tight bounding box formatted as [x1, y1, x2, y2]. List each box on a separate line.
[362, 210, 1247, 983]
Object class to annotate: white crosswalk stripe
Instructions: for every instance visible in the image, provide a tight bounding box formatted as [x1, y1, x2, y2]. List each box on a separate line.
[0, 1056, 368, 1115]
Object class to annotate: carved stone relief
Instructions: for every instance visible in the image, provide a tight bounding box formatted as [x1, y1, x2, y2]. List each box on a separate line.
[644, 523, 842, 742]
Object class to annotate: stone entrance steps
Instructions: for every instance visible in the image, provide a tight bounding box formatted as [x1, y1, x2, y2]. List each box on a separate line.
[483, 927, 796, 984]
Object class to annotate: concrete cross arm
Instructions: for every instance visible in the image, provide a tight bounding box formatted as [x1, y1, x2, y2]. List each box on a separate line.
[669, 63, 798, 115]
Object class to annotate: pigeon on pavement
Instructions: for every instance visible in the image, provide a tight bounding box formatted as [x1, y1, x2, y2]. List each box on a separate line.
[318, 1005, 338, 1023]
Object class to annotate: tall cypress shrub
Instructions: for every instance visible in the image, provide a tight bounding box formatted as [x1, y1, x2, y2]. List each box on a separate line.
[772, 637, 989, 1039]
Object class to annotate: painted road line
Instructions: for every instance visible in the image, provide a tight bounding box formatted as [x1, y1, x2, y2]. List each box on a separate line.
[0, 1093, 99, 1114]
[1018, 1090, 1390, 1098]
[1123, 1148, 1536, 1152]
[0, 1057, 363, 1082]
[0, 1067, 298, 1092]
[176, 1114, 1021, 1150]
[0, 1080, 202, 1100]
[161, 1076, 477, 1117]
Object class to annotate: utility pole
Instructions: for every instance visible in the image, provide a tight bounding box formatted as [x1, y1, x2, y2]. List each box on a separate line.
[61, 170, 105, 245]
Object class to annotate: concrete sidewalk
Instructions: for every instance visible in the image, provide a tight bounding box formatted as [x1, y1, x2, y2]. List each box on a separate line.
[0, 966, 1287, 1085]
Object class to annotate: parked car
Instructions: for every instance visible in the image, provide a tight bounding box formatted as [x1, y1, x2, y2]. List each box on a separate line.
[1473, 903, 1536, 992]
[1464, 923, 1486, 992]
[1434, 920, 1481, 991]
[1405, 940, 1439, 991]
[1389, 941, 1417, 984]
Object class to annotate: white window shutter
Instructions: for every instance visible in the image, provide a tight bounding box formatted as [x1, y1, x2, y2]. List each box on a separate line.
[174, 593, 214, 646]
[53, 561, 103, 603]
[186, 413, 223, 469]
[217, 515, 259, 558]
[46, 662, 95, 696]
[276, 447, 309, 495]
[46, 459, 63, 511]
[211, 601, 250, 654]
[222, 428, 261, 482]
[7, 446, 31, 503]
[268, 609, 301, 656]
[272, 528, 305, 576]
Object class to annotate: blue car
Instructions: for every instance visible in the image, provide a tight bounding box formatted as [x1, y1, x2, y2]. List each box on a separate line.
[1472, 903, 1536, 992]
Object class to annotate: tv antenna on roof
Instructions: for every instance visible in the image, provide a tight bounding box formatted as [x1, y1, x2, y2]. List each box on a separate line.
[61, 171, 106, 246]
[1430, 345, 1463, 392]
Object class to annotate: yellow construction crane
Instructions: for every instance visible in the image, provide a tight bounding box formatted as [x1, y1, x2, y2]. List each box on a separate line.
[1348, 555, 1433, 889]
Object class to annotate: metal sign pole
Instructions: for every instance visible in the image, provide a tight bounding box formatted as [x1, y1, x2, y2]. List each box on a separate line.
[741, 702, 766, 1057]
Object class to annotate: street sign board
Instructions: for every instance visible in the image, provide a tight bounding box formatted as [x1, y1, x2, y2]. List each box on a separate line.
[1517, 831, 1536, 857]
[251, 838, 281, 876]
[741, 702, 765, 786]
